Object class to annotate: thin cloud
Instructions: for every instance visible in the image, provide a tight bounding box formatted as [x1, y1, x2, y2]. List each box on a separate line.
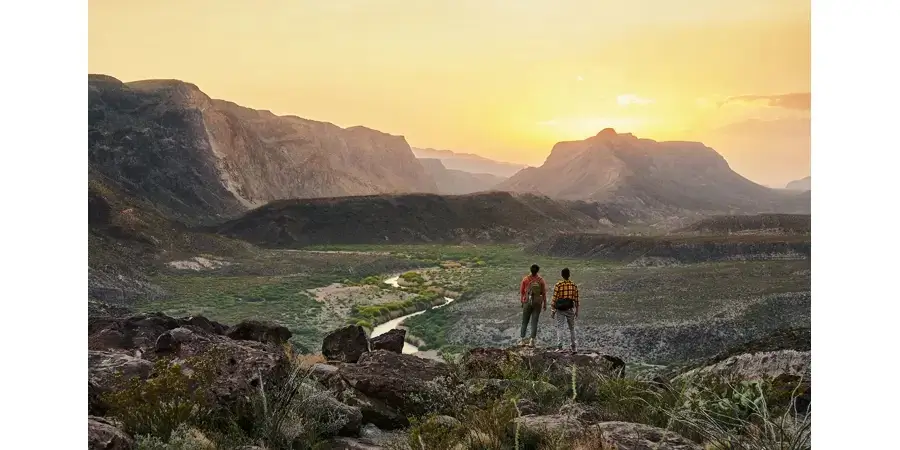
[616, 94, 654, 106]
[719, 93, 810, 111]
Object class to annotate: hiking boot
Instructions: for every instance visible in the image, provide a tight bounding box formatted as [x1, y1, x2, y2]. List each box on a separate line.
[527, 338, 536, 347]
[519, 338, 529, 347]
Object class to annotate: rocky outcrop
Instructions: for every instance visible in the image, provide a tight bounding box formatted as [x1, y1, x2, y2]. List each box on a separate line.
[509, 414, 584, 442]
[369, 329, 405, 354]
[593, 421, 702, 450]
[89, 75, 437, 226]
[418, 158, 506, 195]
[464, 347, 626, 380]
[322, 325, 370, 363]
[225, 320, 292, 346]
[88, 416, 134, 450]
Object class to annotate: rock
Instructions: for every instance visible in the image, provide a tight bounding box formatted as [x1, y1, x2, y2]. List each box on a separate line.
[339, 390, 410, 430]
[88, 416, 133, 450]
[369, 329, 405, 353]
[88, 351, 153, 387]
[334, 350, 454, 417]
[321, 437, 383, 450]
[310, 363, 340, 383]
[225, 320, 292, 346]
[296, 381, 363, 437]
[465, 347, 625, 380]
[508, 414, 584, 444]
[322, 325, 370, 363]
[593, 422, 702, 450]
[675, 350, 810, 383]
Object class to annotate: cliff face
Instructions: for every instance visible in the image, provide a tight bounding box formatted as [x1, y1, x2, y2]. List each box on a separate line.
[89, 75, 437, 225]
[497, 129, 805, 214]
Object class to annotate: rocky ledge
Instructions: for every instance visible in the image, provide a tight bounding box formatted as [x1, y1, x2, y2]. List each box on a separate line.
[88, 313, 810, 450]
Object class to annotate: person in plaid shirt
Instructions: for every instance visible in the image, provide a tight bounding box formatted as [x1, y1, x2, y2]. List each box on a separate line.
[551, 267, 579, 352]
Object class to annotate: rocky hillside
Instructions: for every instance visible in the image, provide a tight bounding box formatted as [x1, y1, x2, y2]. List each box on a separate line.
[418, 158, 506, 194]
[529, 233, 810, 264]
[212, 192, 600, 247]
[677, 214, 811, 235]
[89, 75, 436, 226]
[496, 129, 808, 216]
[785, 176, 811, 191]
[412, 147, 526, 178]
[88, 315, 810, 450]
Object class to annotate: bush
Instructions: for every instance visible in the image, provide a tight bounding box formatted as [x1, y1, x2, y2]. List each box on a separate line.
[103, 355, 220, 440]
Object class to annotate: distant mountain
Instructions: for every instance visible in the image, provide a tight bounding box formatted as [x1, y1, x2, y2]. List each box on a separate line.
[412, 147, 526, 178]
[212, 192, 599, 246]
[418, 158, 506, 195]
[785, 176, 811, 191]
[89, 75, 437, 225]
[496, 129, 808, 215]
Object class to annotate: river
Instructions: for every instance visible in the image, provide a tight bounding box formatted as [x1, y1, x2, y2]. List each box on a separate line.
[370, 275, 454, 354]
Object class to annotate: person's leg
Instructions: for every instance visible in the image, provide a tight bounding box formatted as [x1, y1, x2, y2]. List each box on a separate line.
[566, 311, 577, 352]
[520, 303, 533, 342]
[555, 311, 565, 350]
[529, 307, 541, 343]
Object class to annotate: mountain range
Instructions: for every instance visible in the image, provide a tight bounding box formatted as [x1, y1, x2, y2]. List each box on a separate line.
[411, 147, 527, 178]
[785, 176, 811, 191]
[497, 128, 808, 215]
[417, 158, 506, 195]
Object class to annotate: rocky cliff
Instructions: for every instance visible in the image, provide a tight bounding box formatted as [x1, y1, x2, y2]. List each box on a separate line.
[89, 75, 437, 226]
[497, 129, 808, 215]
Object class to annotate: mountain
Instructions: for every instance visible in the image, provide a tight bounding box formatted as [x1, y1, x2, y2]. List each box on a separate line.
[212, 191, 599, 246]
[89, 75, 437, 226]
[412, 147, 526, 178]
[417, 158, 506, 195]
[496, 129, 808, 215]
[785, 176, 811, 191]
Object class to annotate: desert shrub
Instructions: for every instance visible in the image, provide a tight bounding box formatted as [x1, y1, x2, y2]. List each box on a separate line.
[400, 271, 426, 284]
[588, 375, 676, 426]
[134, 424, 217, 450]
[408, 400, 517, 450]
[666, 378, 811, 449]
[103, 355, 220, 440]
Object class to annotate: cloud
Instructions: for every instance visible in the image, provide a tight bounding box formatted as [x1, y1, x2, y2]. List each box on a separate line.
[616, 94, 654, 106]
[719, 93, 810, 111]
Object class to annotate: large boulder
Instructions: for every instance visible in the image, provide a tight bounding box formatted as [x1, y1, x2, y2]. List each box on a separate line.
[88, 416, 134, 450]
[465, 347, 626, 380]
[508, 414, 584, 444]
[332, 350, 455, 417]
[369, 329, 405, 354]
[593, 422, 702, 450]
[88, 313, 229, 353]
[225, 320, 292, 346]
[322, 325, 370, 363]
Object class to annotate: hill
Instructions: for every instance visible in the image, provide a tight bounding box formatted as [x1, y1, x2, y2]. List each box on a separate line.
[677, 214, 811, 235]
[418, 158, 506, 194]
[529, 233, 810, 264]
[89, 75, 436, 226]
[412, 147, 526, 178]
[212, 192, 600, 246]
[496, 129, 809, 216]
[785, 176, 811, 191]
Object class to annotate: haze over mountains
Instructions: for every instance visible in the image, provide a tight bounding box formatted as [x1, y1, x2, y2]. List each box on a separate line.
[785, 176, 811, 191]
[411, 147, 527, 178]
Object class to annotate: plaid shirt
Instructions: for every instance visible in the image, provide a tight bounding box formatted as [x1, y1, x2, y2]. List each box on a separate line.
[552, 279, 579, 310]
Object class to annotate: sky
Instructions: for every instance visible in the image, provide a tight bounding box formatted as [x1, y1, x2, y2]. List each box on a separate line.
[89, 0, 810, 187]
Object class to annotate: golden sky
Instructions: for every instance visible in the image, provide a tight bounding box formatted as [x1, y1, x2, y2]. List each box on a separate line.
[89, 0, 810, 186]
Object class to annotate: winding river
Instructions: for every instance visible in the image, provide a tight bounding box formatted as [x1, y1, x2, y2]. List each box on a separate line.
[370, 275, 454, 354]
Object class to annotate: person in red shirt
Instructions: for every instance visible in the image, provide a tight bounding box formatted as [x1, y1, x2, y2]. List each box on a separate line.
[519, 264, 547, 347]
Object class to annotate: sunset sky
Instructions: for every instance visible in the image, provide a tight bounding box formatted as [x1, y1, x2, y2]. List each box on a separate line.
[89, 0, 810, 186]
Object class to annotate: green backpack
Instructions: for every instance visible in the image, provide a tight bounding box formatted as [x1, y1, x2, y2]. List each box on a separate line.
[527, 279, 543, 307]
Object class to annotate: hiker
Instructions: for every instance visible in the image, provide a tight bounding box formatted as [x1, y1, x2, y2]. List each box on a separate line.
[519, 264, 547, 347]
[551, 267, 579, 353]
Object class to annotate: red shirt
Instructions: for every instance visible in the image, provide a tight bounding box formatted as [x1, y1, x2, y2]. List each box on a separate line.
[520, 274, 547, 305]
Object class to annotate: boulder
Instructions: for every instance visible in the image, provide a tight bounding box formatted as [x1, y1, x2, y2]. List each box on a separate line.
[593, 422, 702, 450]
[465, 347, 625, 381]
[369, 329, 405, 354]
[225, 320, 292, 346]
[296, 381, 363, 437]
[339, 390, 410, 430]
[88, 416, 133, 450]
[309, 362, 340, 383]
[322, 325, 370, 363]
[334, 350, 454, 417]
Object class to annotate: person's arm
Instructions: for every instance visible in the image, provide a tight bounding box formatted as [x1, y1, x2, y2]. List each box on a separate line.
[550, 282, 559, 311]
[574, 283, 580, 317]
[519, 277, 527, 303]
[541, 278, 548, 309]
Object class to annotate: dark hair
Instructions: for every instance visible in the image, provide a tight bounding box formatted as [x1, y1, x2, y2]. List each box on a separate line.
[530, 264, 540, 275]
[561, 268, 570, 280]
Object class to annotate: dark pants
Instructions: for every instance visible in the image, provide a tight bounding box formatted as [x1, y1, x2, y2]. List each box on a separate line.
[520, 301, 541, 339]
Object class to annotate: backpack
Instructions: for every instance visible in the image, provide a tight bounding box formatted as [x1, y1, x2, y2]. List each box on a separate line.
[527, 278, 543, 307]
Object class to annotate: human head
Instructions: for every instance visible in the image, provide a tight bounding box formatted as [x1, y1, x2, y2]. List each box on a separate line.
[530, 264, 540, 275]
[561, 268, 570, 280]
